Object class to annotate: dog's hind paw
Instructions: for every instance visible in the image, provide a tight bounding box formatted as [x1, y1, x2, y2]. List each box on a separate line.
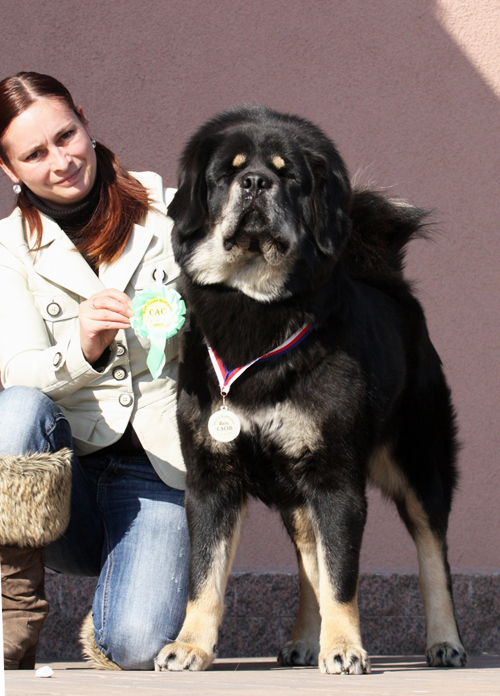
[319, 644, 370, 675]
[277, 638, 319, 666]
[154, 641, 213, 672]
[426, 642, 467, 667]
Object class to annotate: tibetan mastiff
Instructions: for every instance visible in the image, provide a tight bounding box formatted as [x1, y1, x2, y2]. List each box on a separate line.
[154, 106, 466, 674]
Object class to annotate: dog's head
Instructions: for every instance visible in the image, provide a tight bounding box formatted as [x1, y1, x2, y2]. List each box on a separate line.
[169, 106, 352, 302]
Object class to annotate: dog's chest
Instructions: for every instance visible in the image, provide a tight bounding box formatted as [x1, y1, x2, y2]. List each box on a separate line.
[232, 400, 322, 458]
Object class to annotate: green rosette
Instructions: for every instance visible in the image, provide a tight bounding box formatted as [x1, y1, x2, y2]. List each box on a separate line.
[131, 286, 186, 379]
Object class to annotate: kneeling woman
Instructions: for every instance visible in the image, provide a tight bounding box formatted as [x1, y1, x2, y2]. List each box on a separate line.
[0, 72, 189, 670]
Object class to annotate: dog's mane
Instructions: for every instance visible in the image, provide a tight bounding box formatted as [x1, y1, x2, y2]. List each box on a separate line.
[344, 188, 431, 286]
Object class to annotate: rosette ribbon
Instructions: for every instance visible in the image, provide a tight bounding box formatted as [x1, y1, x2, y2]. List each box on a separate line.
[131, 286, 186, 379]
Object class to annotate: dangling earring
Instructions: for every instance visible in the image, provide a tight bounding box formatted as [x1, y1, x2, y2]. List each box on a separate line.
[13, 184, 21, 194]
[91, 139, 96, 149]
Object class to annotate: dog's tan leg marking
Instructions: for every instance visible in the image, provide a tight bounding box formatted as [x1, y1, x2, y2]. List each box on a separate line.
[406, 496, 467, 667]
[154, 504, 247, 672]
[278, 507, 321, 666]
[316, 538, 370, 675]
[369, 447, 467, 667]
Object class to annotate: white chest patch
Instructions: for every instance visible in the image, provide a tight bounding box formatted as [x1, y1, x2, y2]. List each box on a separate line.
[236, 401, 322, 458]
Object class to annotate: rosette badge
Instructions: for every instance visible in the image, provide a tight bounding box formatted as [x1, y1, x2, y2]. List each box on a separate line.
[131, 286, 186, 379]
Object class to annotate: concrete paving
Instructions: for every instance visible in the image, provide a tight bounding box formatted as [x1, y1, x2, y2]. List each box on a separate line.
[4, 655, 500, 696]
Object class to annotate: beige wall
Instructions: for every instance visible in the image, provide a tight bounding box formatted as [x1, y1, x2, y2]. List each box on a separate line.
[1, 1, 499, 573]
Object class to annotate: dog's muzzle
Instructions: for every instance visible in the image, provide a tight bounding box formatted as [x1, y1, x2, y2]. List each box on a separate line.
[223, 207, 291, 261]
[218, 172, 295, 263]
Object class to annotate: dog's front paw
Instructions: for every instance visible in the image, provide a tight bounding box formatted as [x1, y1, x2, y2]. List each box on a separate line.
[426, 641, 467, 667]
[319, 643, 370, 675]
[278, 638, 319, 666]
[154, 640, 213, 672]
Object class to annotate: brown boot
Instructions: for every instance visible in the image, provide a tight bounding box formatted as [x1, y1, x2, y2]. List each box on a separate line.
[1, 546, 47, 669]
[0, 449, 72, 670]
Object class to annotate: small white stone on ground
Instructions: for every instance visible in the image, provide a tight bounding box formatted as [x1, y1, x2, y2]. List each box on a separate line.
[35, 665, 54, 678]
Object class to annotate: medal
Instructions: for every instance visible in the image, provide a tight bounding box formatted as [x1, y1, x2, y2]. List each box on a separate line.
[206, 324, 312, 442]
[131, 284, 186, 379]
[208, 405, 241, 442]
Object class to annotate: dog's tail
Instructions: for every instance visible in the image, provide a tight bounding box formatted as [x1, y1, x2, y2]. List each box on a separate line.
[344, 188, 431, 285]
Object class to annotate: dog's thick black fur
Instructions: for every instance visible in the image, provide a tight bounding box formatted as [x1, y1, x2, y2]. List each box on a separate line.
[154, 106, 466, 674]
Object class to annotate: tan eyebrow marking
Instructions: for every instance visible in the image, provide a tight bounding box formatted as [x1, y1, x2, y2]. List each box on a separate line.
[272, 155, 286, 169]
[232, 154, 246, 167]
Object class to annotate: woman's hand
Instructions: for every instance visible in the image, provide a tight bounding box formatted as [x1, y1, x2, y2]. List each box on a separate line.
[79, 289, 134, 365]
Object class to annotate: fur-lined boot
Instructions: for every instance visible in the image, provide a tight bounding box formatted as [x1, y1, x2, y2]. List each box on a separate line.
[0, 449, 72, 669]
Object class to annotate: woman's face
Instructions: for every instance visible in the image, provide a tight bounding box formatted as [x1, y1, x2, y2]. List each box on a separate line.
[0, 97, 97, 208]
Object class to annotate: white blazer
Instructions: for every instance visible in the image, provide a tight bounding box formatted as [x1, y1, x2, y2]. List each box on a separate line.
[0, 172, 186, 489]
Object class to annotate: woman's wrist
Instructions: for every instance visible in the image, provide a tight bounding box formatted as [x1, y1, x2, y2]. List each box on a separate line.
[87, 345, 112, 372]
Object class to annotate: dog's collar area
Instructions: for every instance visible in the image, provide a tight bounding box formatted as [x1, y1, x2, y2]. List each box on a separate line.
[207, 324, 313, 397]
[206, 324, 312, 442]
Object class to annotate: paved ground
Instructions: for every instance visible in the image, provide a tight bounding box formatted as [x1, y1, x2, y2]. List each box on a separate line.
[4, 655, 500, 696]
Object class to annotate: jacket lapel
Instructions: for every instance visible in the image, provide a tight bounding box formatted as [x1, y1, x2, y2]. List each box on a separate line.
[32, 216, 104, 299]
[98, 222, 154, 292]
[33, 215, 156, 298]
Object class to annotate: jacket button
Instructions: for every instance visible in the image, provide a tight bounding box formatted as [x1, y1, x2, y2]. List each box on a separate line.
[47, 302, 61, 317]
[53, 352, 63, 368]
[119, 393, 133, 407]
[116, 343, 126, 357]
[113, 367, 127, 381]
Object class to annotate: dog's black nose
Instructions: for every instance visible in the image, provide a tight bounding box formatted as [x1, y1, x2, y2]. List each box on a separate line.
[240, 171, 272, 197]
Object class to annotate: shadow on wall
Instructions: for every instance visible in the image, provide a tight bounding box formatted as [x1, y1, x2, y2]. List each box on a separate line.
[0, 0, 499, 572]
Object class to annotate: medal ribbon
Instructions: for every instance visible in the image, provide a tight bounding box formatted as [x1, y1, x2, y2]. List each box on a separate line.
[207, 324, 312, 395]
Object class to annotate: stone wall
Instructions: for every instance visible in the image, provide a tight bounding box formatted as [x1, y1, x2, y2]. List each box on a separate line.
[38, 571, 500, 662]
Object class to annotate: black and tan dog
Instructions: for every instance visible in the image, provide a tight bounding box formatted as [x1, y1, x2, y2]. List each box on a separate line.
[154, 106, 466, 674]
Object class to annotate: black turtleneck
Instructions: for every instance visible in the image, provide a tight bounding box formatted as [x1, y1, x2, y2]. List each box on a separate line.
[26, 172, 102, 273]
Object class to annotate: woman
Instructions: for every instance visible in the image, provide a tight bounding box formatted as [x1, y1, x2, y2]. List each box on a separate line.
[0, 72, 189, 670]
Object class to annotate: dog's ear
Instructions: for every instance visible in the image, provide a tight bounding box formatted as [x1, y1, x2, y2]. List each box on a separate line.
[168, 137, 217, 263]
[307, 149, 352, 259]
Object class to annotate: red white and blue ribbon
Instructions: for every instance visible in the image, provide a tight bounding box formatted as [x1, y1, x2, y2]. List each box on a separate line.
[207, 324, 312, 395]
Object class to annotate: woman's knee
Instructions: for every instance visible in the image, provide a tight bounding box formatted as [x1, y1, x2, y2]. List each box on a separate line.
[0, 385, 49, 411]
[97, 617, 176, 670]
[94, 589, 186, 670]
[0, 386, 71, 454]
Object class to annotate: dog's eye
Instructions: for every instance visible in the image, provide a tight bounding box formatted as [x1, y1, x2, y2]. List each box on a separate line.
[216, 172, 231, 183]
[275, 166, 296, 181]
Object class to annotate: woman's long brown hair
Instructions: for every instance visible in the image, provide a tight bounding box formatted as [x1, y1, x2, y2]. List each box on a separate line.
[0, 72, 150, 266]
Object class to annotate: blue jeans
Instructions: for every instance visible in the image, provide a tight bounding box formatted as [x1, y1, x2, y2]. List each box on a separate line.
[0, 386, 189, 670]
